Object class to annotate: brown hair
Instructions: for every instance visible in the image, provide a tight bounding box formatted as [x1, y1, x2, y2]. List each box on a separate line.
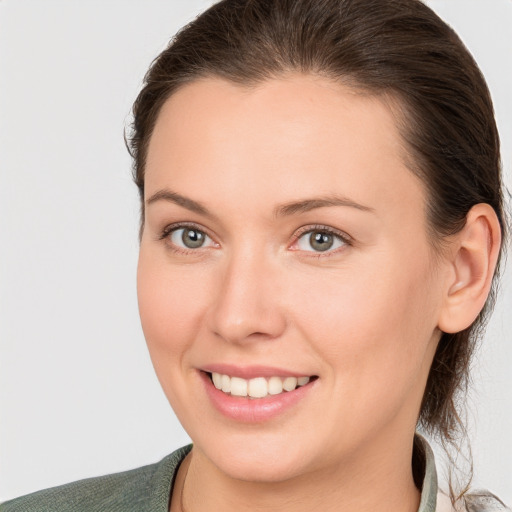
[127, 0, 506, 498]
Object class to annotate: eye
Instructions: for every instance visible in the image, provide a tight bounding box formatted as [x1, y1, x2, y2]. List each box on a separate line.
[294, 227, 349, 253]
[162, 225, 216, 251]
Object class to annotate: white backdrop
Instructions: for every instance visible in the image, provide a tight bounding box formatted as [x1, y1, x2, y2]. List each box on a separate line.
[1, 0, 511, 504]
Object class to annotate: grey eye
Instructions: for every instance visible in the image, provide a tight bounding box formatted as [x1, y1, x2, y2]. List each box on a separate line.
[169, 227, 212, 249]
[296, 230, 346, 253]
[309, 232, 334, 251]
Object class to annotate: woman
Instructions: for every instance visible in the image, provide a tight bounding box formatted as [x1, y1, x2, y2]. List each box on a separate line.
[2, 0, 510, 511]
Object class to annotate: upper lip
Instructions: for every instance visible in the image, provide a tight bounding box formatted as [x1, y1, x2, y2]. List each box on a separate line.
[201, 364, 314, 379]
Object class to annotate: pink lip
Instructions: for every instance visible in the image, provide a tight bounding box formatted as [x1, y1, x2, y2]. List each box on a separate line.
[199, 370, 317, 423]
[201, 363, 312, 379]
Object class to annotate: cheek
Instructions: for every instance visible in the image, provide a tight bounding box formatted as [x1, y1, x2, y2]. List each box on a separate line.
[287, 248, 439, 400]
[136, 249, 209, 367]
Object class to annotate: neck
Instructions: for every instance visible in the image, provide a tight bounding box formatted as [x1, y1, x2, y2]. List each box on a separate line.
[174, 432, 421, 512]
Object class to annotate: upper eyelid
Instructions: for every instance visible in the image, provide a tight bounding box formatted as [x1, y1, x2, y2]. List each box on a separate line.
[159, 222, 352, 249]
[160, 221, 215, 241]
[293, 225, 352, 243]
[159, 223, 218, 254]
[289, 227, 352, 258]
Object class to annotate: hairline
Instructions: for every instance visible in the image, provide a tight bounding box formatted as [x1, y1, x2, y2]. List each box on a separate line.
[136, 71, 446, 253]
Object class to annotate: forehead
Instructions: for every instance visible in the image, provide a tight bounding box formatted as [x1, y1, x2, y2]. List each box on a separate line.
[145, 75, 425, 223]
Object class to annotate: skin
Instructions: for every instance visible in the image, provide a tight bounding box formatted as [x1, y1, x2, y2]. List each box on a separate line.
[137, 75, 501, 512]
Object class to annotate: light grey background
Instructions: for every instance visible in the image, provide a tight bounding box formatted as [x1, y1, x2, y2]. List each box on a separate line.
[1, 0, 511, 504]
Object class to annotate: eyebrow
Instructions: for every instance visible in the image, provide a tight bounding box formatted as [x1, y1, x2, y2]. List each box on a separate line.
[146, 188, 375, 218]
[146, 189, 213, 218]
[274, 196, 375, 217]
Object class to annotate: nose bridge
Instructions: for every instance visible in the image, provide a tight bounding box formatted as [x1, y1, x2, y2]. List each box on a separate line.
[208, 241, 286, 344]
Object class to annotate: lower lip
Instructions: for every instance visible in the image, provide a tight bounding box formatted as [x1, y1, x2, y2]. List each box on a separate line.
[200, 371, 316, 423]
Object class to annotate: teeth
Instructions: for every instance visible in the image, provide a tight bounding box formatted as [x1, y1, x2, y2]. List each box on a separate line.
[268, 376, 283, 395]
[248, 377, 268, 398]
[211, 373, 311, 398]
[221, 374, 231, 393]
[230, 377, 248, 397]
[283, 376, 298, 391]
[212, 372, 222, 389]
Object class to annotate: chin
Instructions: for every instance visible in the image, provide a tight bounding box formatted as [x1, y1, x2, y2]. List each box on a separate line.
[193, 430, 321, 483]
[213, 452, 309, 483]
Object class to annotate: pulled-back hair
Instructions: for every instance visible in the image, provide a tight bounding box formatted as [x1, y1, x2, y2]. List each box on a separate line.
[127, 0, 506, 499]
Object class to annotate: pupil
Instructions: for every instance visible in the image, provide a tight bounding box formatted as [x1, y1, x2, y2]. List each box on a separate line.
[182, 229, 205, 248]
[310, 232, 333, 252]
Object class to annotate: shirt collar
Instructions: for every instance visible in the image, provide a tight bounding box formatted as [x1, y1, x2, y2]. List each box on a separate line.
[415, 433, 439, 512]
[162, 436, 442, 512]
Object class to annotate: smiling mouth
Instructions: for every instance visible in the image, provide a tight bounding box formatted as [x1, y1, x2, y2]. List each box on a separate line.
[206, 372, 318, 399]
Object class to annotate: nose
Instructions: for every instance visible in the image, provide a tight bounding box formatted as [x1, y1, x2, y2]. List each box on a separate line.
[206, 246, 287, 345]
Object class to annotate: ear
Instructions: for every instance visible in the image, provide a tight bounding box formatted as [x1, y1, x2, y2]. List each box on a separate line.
[438, 203, 502, 334]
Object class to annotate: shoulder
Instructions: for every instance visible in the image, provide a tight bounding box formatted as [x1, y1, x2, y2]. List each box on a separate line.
[0, 445, 192, 512]
[438, 490, 511, 512]
[463, 491, 512, 512]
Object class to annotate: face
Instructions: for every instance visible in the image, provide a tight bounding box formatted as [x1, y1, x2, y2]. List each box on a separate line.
[137, 76, 445, 482]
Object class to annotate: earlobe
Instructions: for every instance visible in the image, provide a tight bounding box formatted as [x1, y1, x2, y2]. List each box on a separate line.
[438, 204, 502, 334]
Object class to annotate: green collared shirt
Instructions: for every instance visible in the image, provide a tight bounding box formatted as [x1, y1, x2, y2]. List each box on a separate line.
[1, 436, 508, 511]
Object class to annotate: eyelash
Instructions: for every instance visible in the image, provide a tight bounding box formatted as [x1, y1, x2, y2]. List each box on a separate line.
[158, 222, 352, 257]
[292, 225, 353, 257]
[158, 222, 217, 256]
